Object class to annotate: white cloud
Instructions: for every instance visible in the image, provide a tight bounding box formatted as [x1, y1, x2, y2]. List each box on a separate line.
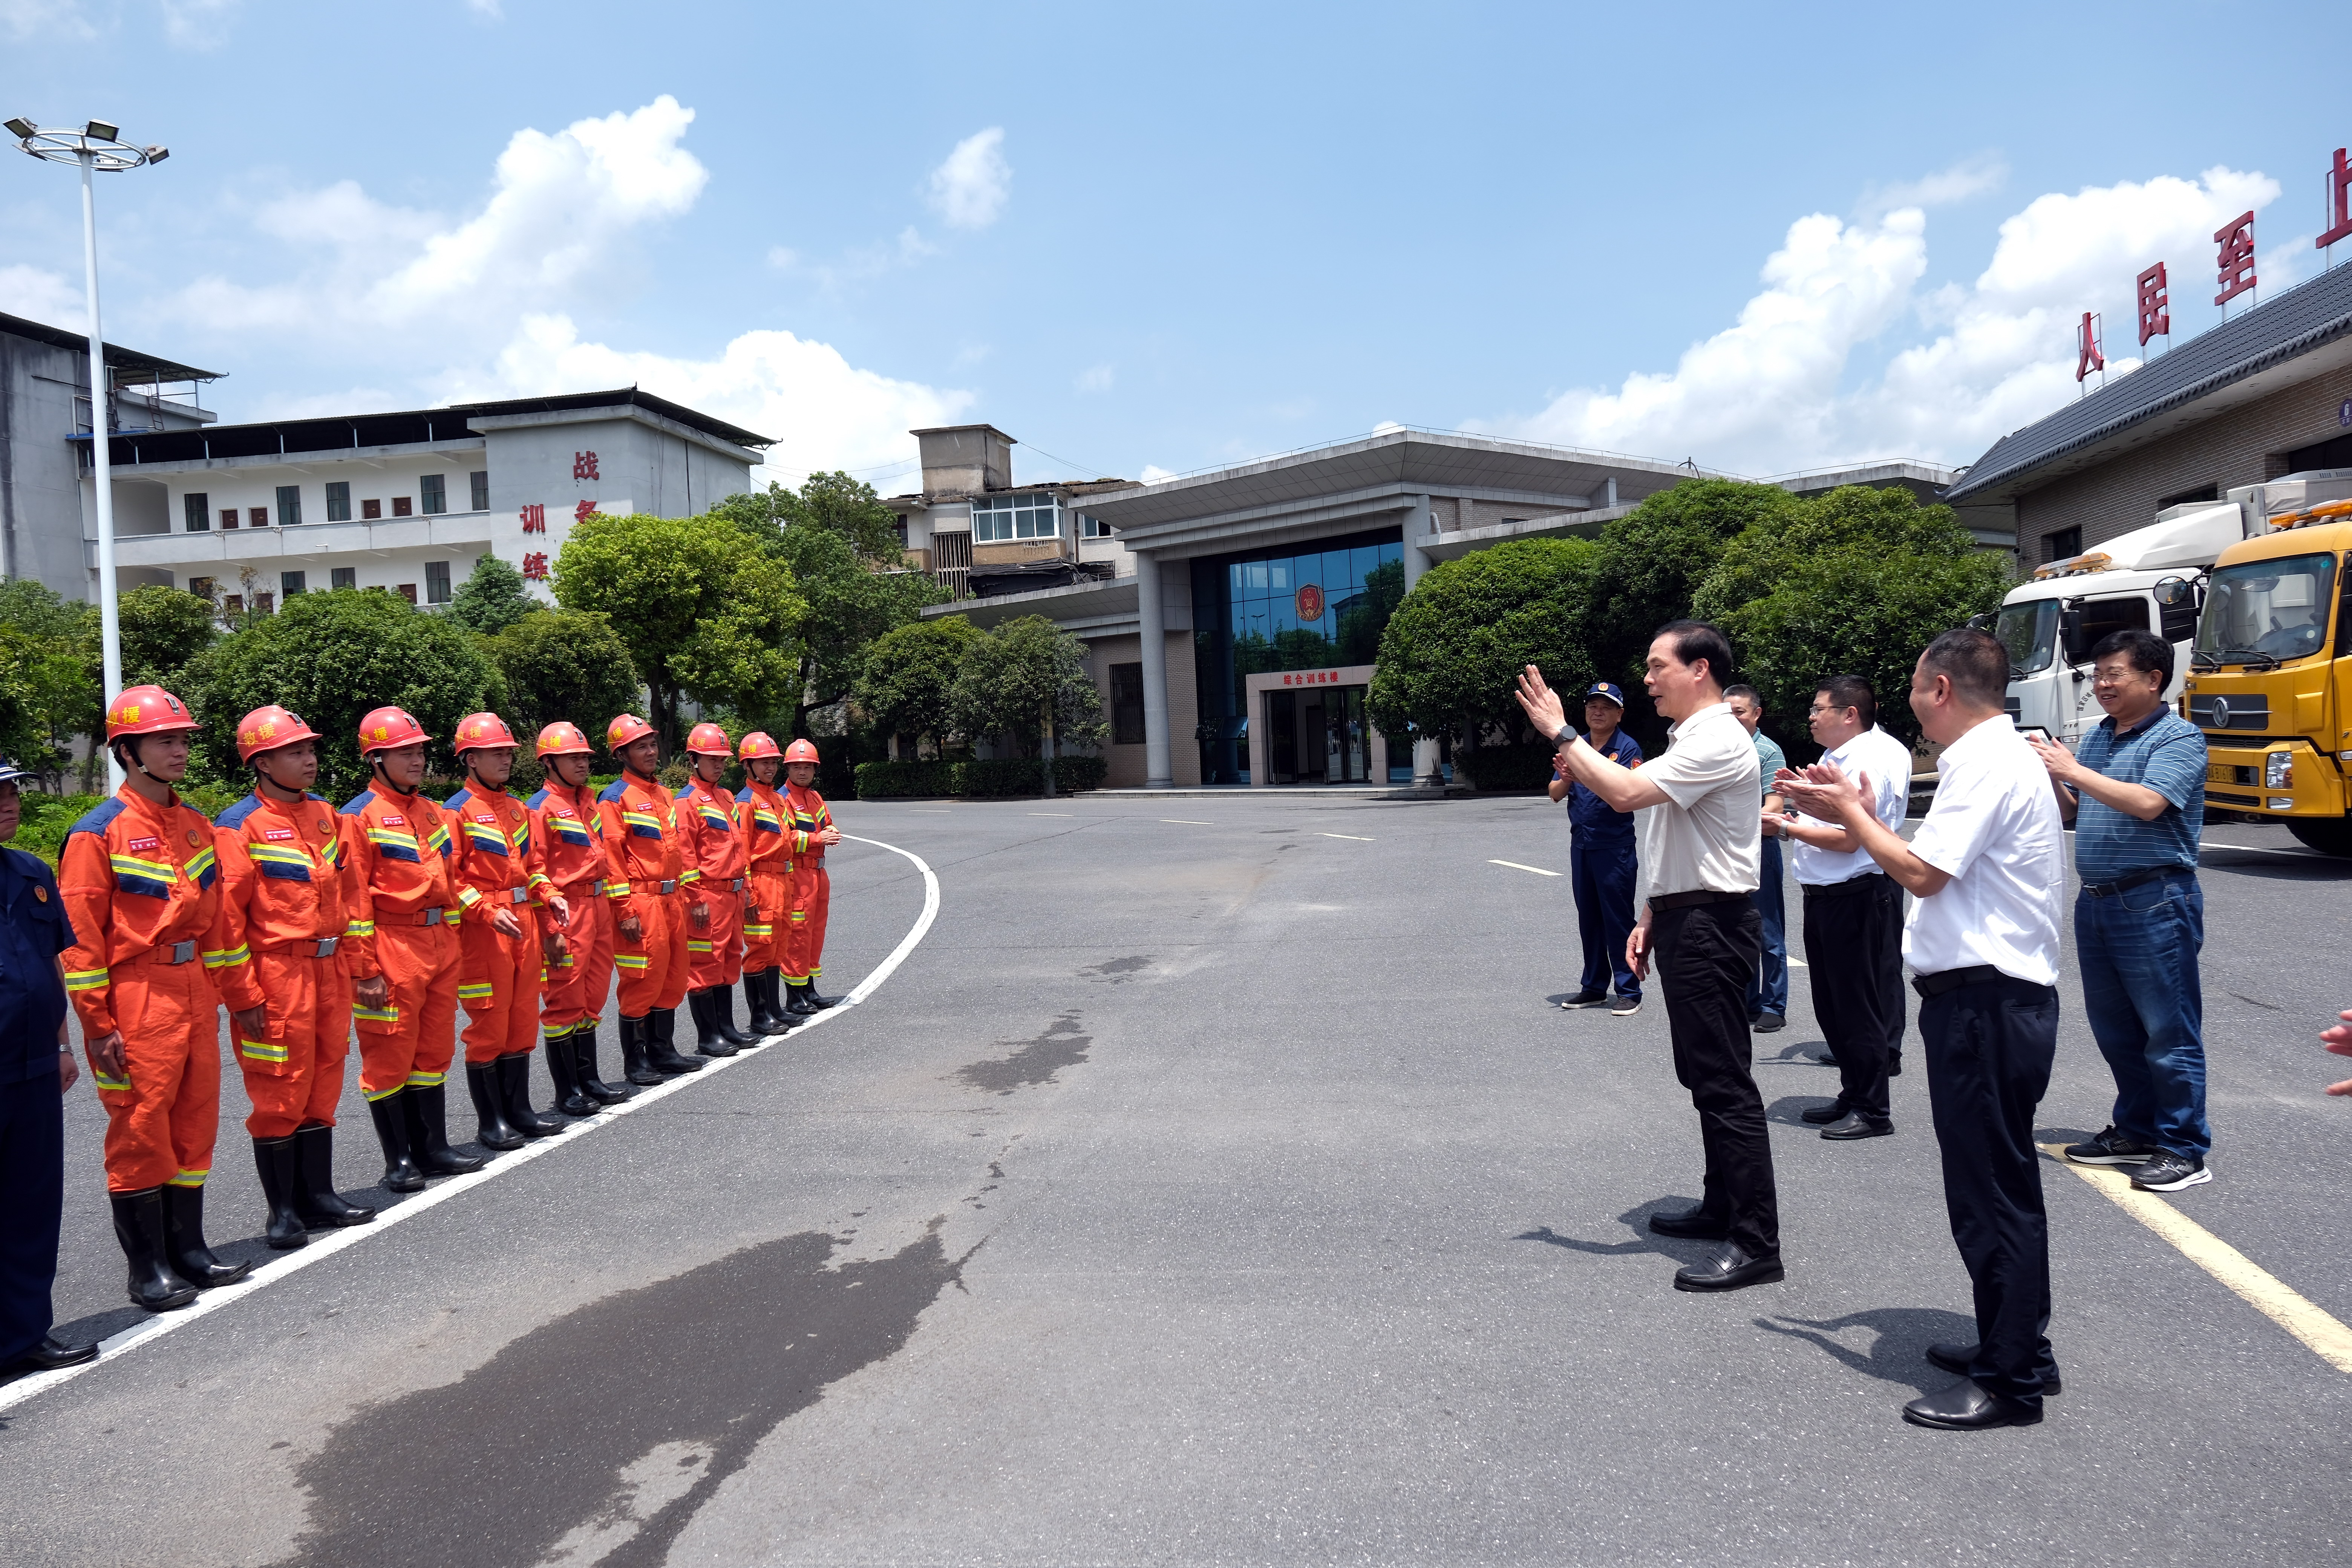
[1139, 464, 1179, 485]
[1497, 165, 2288, 474]
[1075, 363, 1114, 394]
[159, 0, 239, 49]
[1857, 155, 2006, 220]
[1, 0, 95, 39]
[0, 263, 84, 329]
[464, 0, 503, 17]
[925, 127, 1010, 230]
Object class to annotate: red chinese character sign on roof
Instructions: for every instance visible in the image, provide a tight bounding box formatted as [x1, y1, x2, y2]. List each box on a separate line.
[2136, 263, 2170, 347]
[522, 552, 549, 582]
[519, 503, 545, 534]
[574, 499, 597, 524]
[573, 450, 599, 482]
[2075, 312, 2104, 383]
[2321, 149, 2352, 251]
[2213, 212, 2257, 307]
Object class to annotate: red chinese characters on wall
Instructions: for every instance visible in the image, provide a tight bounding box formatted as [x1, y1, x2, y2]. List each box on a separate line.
[2213, 212, 2257, 306]
[573, 450, 600, 482]
[1280, 671, 1341, 687]
[2322, 149, 2352, 250]
[522, 551, 549, 582]
[574, 499, 598, 524]
[2136, 263, 2170, 346]
[519, 503, 546, 534]
[2075, 313, 2104, 382]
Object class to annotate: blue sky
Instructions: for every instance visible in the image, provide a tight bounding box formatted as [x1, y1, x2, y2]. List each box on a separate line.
[3, 0, 2346, 492]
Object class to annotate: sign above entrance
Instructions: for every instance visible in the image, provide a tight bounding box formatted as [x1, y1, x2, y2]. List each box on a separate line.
[1280, 670, 1342, 686]
[1295, 583, 1324, 621]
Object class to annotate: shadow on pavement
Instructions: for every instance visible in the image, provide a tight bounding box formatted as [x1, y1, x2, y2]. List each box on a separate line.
[1512, 1200, 1717, 1263]
[1752, 1306, 1980, 1394]
[1765, 1093, 1840, 1127]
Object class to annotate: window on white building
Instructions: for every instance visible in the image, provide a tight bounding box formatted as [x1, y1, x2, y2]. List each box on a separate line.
[249, 506, 270, 528]
[420, 473, 447, 515]
[971, 492, 1061, 542]
[183, 493, 209, 532]
[426, 560, 452, 604]
[325, 481, 351, 522]
[363, 498, 383, 520]
[331, 567, 357, 590]
[187, 576, 214, 600]
[469, 471, 489, 511]
[219, 507, 238, 531]
[392, 496, 412, 518]
[276, 485, 302, 527]
[281, 571, 306, 599]
[1079, 513, 1113, 538]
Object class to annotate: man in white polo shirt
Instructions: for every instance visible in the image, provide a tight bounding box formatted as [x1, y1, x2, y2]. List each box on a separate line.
[1519, 620, 1779, 1294]
[1775, 674, 1914, 1141]
[1781, 627, 2063, 1431]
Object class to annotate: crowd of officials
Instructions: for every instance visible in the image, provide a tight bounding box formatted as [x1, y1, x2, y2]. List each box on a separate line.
[1521, 614, 2328, 1433]
[1, 686, 842, 1377]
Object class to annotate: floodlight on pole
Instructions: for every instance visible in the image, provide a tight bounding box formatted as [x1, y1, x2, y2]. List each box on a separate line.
[9, 116, 165, 788]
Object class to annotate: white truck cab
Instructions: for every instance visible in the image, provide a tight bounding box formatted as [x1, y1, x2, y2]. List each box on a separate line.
[1994, 500, 2246, 746]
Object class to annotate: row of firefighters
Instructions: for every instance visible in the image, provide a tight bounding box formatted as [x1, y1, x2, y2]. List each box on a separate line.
[62, 684, 844, 1313]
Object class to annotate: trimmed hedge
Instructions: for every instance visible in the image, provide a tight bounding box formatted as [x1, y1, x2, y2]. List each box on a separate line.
[1454, 742, 1557, 792]
[853, 755, 1109, 800]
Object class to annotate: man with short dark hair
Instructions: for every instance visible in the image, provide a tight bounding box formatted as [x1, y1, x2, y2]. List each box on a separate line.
[2027, 628, 2211, 1192]
[1520, 621, 1780, 1294]
[1550, 682, 1643, 1016]
[1781, 627, 2064, 1429]
[1723, 685, 1787, 1032]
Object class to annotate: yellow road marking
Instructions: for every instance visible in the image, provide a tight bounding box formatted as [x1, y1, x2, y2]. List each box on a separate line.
[1321, 832, 1375, 841]
[1488, 859, 1560, 877]
[2041, 1144, 2352, 1373]
[1161, 819, 1213, 826]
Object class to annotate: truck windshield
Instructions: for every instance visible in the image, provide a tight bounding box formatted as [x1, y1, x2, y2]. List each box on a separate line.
[1996, 598, 2058, 675]
[2196, 552, 2340, 663]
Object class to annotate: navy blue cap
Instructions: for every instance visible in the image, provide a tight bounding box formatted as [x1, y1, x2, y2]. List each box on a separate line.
[0, 757, 32, 786]
[1585, 682, 1626, 707]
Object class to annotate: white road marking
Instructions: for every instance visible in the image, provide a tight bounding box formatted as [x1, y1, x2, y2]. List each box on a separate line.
[1161, 819, 1214, 826]
[1027, 812, 1075, 817]
[1488, 859, 1560, 877]
[1320, 833, 1375, 841]
[0, 833, 943, 1415]
[1787, 958, 1809, 968]
[2203, 842, 2325, 859]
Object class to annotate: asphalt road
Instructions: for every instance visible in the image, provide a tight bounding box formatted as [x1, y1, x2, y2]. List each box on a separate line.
[3, 791, 2348, 1566]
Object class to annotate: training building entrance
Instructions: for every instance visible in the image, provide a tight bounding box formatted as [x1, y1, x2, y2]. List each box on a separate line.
[1243, 664, 1394, 786]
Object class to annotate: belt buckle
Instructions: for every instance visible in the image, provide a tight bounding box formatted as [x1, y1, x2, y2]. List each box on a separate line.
[423, 906, 443, 925]
[510, 887, 531, 904]
[731, 878, 746, 891]
[591, 880, 605, 896]
[316, 936, 340, 958]
[171, 939, 196, 965]
[659, 878, 677, 894]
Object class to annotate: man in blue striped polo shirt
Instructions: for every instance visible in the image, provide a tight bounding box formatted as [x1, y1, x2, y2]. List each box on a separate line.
[2025, 629, 2211, 1192]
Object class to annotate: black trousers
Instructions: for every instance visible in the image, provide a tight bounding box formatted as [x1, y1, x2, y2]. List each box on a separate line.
[0, 1069, 65, 1364]
[1653, 899, 1778, 1258]
[1920, 973, 2060, 1407]
[1801, 875, 1903, 1119]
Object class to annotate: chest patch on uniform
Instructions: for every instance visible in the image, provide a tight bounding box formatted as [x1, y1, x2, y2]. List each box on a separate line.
[553, 807, 576, 819]
[187, 829, 202, 846]
[475, 813, 497, 825]
[263, 828, 296, 842]
[128, 836, 160, 852]
[34, 885, 47, 902]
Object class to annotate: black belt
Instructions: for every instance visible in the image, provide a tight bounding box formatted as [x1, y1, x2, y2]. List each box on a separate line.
[2081, 865, 2193, 899]
[1802, 871, 1890, 902]
[1911, 964, 2005, 999]
[1650, 888, 1750, 911]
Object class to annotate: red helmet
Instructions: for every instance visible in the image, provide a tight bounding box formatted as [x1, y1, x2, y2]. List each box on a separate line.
[607, 714, 657, 752]
[358, 706, 431, 754]
[235, 704, 320, 764]
[783, 738, 821, 765]
[106, 684, 200, 741]
[737, 731, 781, 761]
[536, 721, 593, 758]
[453, 712, 518, 753]
[686, 721, 734, 757]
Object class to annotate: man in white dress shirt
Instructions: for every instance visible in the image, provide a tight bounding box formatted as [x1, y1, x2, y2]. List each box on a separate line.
[1519, 621, 1780, 1294]
[1775, 675, 1913, 1141]
[1779, 627, 2063, 1431]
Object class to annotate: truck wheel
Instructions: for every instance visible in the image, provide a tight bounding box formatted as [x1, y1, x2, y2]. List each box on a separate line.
[2286, 819, 2352, 857]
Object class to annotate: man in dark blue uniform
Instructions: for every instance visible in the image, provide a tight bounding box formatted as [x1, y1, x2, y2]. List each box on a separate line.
[0, 756, 100, 1377]
[1553, 683, 1645, 1017]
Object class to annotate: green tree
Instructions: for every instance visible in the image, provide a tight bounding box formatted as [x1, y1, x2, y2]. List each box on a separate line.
[186, 588, 508, 798]
[0, 580, 100, 782]
[448, 553, 536, 635]
[484, 608, 644, 755]
[111, 585, 220, 688]
[714, 473, 905, 561]
[0, 626, 49, 770]
[1367, 538, 1599, 749]
[949, 616, 1106, 767]
[1693, 484, 2008, 752]
[854, 616, 983, 754]
[550, 510, 805, 754]
[0, 577, 87, 642]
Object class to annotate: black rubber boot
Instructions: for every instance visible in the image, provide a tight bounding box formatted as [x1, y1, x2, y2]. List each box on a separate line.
[368, 1091, 429, 1191]
[619, 1015, 665, 1086]
[644, 1007, 704, 1074]
[714, 984, 759, 1047]
[543, 1027, 600, 1116]
[467, 1060, 525, 1150]
[746, 970, 793, 1037]
[293, 1124, 377, 1228]
[787, 980, 837, 1014]
[574, 1024, 635, 1102]
[499, 1052, 567, 1138]
[402, 1083, 485, 1175]
[251, 1137, 310, 1251]
[689, 990, 740, 1057]
[161, 1184, 252, 1289]
[111, 1188, 199, 1312]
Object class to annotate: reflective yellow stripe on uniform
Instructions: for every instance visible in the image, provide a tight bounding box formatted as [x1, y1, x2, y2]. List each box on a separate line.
[456, 982, 495, 1001]
[456, 886, 482, 908]
[203, 944, 250, 970]
[167, 1167, 208, 1188]
[743, 923, 773, 937]
[614, 953, 649, 970]
[344, 919, 375, 937]
[352, 1003, 399, 1024]
[66, 967, 108, 992]
[686, 939, 713, 953]
[238, 1037, 288, 1063]
[405, 1069, 445, 1089]
[92, 1069, 130, 1091]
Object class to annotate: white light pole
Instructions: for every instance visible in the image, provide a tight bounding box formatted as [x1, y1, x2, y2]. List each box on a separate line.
[7, 116, 168, 787]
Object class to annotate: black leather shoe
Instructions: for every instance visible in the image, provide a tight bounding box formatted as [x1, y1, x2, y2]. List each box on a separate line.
[1925, 1341, 2062, 1395]
[1820, 1112, 1894, 1141]
[1799, 1100, 1849, 1125]
[1647, 1206, 1729, 1240]
[1673, 1245, 1784, 1292]
[1888, 1049, 1903, 1077]
[1752, 1012, 1785, 1033]
[2, 1335, 99, 1374]
[1902, 1377, 2040, 1429]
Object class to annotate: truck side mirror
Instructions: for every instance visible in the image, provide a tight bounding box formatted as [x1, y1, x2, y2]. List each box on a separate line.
[2059, 608, 2085, 663]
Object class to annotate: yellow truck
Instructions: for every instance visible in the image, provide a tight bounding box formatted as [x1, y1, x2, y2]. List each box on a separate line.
[2186, 471, 2352, 855]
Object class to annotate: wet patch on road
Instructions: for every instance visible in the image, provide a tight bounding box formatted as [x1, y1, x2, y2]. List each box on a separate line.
[1081, 954, 1152, 983]
[267, 1222, 966, 1568]
[952, 1013, 1093, 1096]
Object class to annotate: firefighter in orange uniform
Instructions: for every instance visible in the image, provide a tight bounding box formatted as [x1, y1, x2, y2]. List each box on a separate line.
[444, 712, 573, 1148]
[214, 706, 375, 1251]
[341, 706, 482, 1191]
[526, 721, 635, 1104]
[781, 739, 843, 1015]
[677, 721, 756, 1057]
[61, 686, 267, 1311]
[734, 732, 798, 1038]
[599, 715, 704, 1081]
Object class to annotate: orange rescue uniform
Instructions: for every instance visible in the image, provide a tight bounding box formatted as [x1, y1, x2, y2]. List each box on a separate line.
[597, 773, 690, 1016]
[782, 780, 832, 987]
[212, 791, 366, 1140]
[737, 779, 790, 973]
[676, 775, 746, 990]
[442, 783, 558, 1066]
[61, 786, 266, 1193]
[528, 777, 623, 1037]
[339, 787, 462, 1101]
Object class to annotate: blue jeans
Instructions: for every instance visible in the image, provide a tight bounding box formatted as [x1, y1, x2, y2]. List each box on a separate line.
[1746, 835, 1787, 1018]
[2075, 873, 2209, 1160]
[1570, 831, 1641, 1000]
